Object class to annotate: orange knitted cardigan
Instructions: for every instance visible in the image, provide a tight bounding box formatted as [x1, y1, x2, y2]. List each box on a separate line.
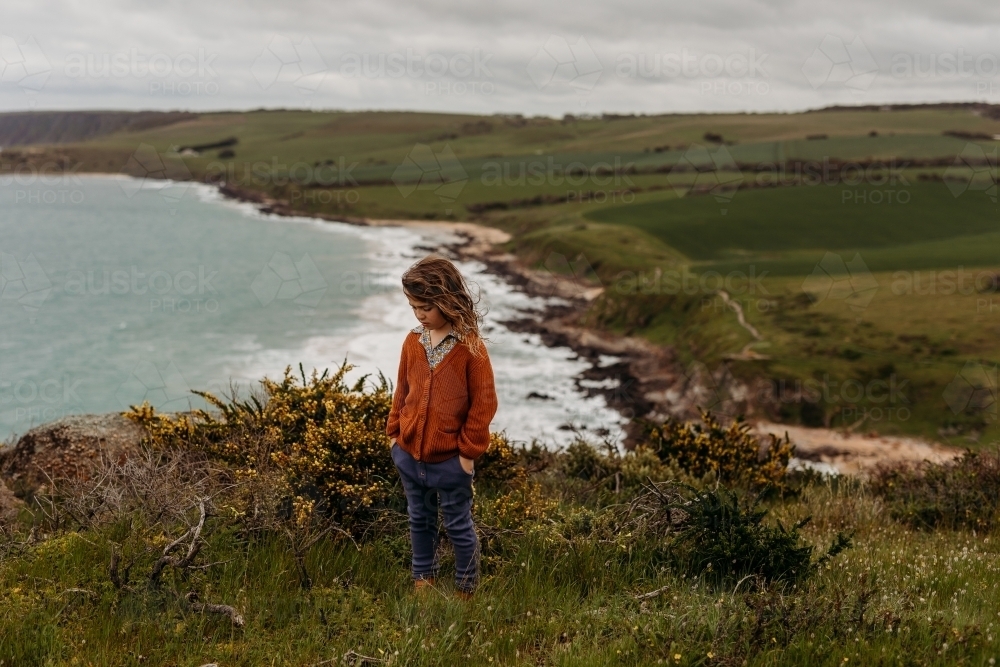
[385, 330, 498, 463]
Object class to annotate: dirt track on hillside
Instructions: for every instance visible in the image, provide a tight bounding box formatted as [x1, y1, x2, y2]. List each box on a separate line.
[213, 187, 966, 475]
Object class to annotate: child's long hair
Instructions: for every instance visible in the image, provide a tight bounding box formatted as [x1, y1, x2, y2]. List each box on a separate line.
[402, 255, 488, 357]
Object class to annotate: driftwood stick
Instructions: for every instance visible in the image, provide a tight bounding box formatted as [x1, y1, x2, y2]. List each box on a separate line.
[174, 499, 208, 568]
[150, 527, 192, 581]
[331, 650, 387, 665]
[187, 558, 234, 570]
[109, 544, 137, 589]
[185, 591, 245, 627]
[635, 584, 672, 601]
[150, 499, 207, 582]
[642, 476, 674, 505]
[731, 573, 758, 597]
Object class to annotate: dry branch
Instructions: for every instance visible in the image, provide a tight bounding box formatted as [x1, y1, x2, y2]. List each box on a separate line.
[185, 591, 245, 627]
[635, 584, 671, 601]
[150, 498, 207, 583]
[315, 650, 386, 666]
[108, 544, 137, 590]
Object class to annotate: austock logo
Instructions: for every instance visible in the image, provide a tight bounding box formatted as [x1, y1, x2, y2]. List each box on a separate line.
[392, 144, 468, 202]
[114, 360, 191, 412]
[0, 252, 52, 322]
[251, 252, 328, 308]
[538, 251, 602, 299]
[943, 361, 997, 421]
[527, 35, 603, 92]
[251, 35, 327, 93]
[0, 374, 83, 427]
[667, 144, 743, 214]
[801, 34, 878, 91]
[683, 360, 740, 418]
[118, 144, 193, 208]
[0, 34, 52, 91]
[944, 143, 998, 203]
[801, 252, 879, 313]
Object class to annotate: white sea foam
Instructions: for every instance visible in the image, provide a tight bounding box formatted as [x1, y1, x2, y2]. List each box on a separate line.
[198, 189, 628, 449]
[0, 175, 626, 448]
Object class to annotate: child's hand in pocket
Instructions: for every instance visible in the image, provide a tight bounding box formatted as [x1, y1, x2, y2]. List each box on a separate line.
[459, 455, 475, 474]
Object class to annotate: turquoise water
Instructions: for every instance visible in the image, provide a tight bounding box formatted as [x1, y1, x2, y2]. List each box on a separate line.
[0, 175, 626, 446]
[0, 175, 371, 434]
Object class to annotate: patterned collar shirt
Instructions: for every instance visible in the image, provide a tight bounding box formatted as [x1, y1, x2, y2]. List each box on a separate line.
[412, 325, 460, 370]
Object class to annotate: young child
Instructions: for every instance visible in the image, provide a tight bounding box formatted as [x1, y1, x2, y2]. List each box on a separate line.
[386, 255, 498, 600]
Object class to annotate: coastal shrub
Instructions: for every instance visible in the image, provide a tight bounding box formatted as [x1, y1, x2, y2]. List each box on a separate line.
[478, 479, 559, 533]
[125, 363, 524, 532]
[559, 439, 680, 495]
[509, 438, 564, 474]
[641, 410, 795, 492]
[561, 439, 616, 481]
[475, 432, 527, 484]
[57, 445, 222, 531]
[870, 449, 1000, 530]
[635, 483, 851, 585]
[618, 444, 680, 487]
[125, 363, 397, 531]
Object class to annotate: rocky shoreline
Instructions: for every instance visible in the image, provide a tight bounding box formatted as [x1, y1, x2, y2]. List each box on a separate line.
[209, 181, 964, 471]
[0, 179, 959, 506]
[213, 182, 714, 447]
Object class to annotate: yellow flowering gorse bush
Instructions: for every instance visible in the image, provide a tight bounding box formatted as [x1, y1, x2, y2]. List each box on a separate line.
[126, 363, 396, 528]
[126, 363, 527, 532]
[642, 410, 795, 492]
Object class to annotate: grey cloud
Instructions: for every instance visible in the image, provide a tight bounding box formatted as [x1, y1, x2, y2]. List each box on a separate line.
[0, 0, 996, 115]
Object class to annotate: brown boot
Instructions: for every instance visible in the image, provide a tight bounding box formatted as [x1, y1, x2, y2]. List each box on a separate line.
[454, 589, 474, 601]
[414, 577, 435, 594]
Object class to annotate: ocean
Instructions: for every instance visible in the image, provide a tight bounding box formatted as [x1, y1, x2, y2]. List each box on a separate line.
[0, 174, 626, 447]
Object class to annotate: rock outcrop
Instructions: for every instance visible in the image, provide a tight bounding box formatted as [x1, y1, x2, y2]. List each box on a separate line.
[0, 479, 23, 524]
[0, 414, 145, 496]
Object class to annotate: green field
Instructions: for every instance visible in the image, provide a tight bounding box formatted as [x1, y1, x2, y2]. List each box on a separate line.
[1, 105, 998, 443]
[586, 182, 999, 273]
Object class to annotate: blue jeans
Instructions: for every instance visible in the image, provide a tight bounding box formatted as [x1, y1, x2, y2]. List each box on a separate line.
[391, 442, 480, 593]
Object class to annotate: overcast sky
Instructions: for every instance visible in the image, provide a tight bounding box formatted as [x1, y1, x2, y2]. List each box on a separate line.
[1, 0, 998, 116]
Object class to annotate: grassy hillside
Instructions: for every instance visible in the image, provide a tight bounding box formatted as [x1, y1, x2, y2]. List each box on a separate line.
[1, 105, 997, 443]
[3, 105, 998, 178]
[0, 110, 197, 147]
[7, 468, 1000, 667]
[4, 371, 1000, 666]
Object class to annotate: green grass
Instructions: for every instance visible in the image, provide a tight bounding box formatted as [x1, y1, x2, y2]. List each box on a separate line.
[778, 133, 994, 161]
[585, 182, 999, 267]
[4, 470, 1000, 666]
[36, 106, 998, 159]
[7, 106, 998, 181]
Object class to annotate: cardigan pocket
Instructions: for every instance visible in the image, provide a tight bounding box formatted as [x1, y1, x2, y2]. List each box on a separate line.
[399, 408, 419, 443]
[433, 426, 460, 451]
